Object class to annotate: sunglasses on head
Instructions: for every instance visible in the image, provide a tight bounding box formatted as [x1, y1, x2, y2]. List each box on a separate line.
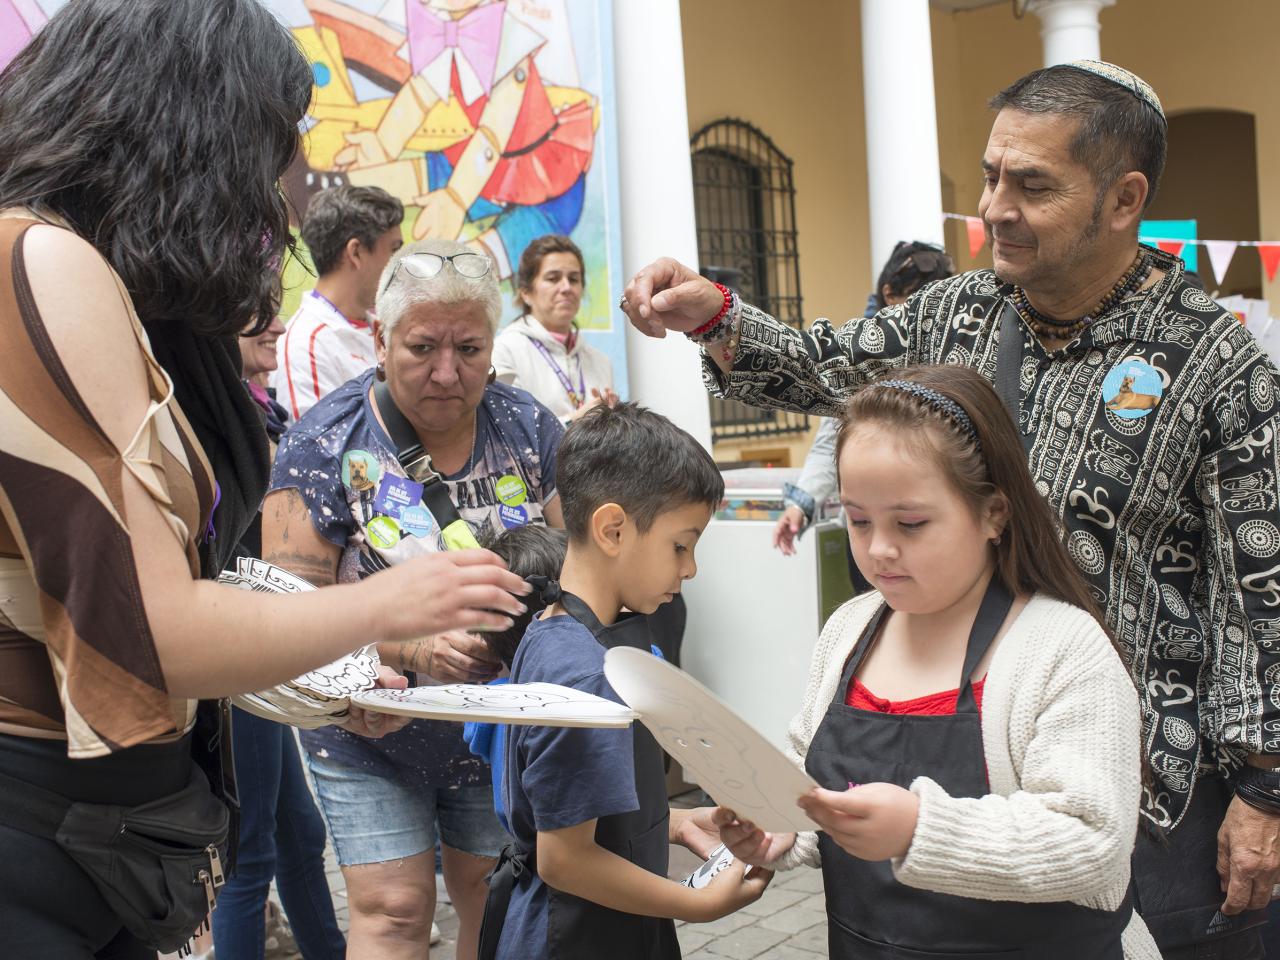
[381, 252, 493, 295]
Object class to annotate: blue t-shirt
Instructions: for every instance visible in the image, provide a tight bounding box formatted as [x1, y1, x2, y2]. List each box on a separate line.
[270, 370, 564, 784]
[496, 613, 641, 960]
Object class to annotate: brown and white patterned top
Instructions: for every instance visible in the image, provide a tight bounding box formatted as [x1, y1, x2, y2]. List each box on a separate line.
[0, 215, 214, 757]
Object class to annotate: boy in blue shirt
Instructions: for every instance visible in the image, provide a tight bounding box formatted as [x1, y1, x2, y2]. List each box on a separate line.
[479, 403, 770, 960]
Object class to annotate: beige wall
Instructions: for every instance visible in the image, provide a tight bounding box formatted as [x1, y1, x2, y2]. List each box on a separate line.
[682, 0, 1280, 463]
[682, 0, 869, 463]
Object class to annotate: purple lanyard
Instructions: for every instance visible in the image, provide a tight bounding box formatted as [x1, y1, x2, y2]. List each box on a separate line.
[527, 336, 586, 409]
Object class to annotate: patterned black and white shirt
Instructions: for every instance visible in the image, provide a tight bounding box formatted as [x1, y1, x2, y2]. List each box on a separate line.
[705, 247, 1280, 831]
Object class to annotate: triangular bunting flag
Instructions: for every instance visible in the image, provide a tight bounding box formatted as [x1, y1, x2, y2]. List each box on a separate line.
[1203, 240, 1238, 285]
[966, 217, 986, 259]
[1259, 244, 1280, 283]
[1156, 240, 1185, 258]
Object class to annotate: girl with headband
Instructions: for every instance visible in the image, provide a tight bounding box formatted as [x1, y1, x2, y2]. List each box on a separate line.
[715, 365, 1159, 959]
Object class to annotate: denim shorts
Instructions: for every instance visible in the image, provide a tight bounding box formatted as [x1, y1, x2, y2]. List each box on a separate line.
[304, 748, 507, 867]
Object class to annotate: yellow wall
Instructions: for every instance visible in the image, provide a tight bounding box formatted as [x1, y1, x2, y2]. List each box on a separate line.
[682, 0, 869, 463]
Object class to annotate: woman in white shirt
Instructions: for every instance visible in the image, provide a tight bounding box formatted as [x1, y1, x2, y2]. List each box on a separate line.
[492, 235, 617, 422]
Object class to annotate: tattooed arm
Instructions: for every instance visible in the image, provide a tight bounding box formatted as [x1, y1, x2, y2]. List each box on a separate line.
[260, 488, 341, 587]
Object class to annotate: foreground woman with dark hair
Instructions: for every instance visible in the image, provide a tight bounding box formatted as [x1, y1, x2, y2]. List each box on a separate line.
[0, 2, 526, 957]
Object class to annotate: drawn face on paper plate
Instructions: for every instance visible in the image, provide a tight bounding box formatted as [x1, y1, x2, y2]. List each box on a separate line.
[342, 451, 382, 492]
[1102, 359, 1163, 418]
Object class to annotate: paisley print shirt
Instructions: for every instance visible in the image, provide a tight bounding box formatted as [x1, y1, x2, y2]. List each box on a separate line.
[704, 247, 1280, 830]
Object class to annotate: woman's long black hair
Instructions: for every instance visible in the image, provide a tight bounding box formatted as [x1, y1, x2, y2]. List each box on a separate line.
[0, 0, 312, 338]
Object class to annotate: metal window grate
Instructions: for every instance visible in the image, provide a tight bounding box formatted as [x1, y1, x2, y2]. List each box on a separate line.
[691, 118, 808, 442]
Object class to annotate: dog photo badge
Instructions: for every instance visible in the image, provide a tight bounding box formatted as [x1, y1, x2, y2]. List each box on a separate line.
[342, 450, 383, 493]
[1102, 359, 1163, 419]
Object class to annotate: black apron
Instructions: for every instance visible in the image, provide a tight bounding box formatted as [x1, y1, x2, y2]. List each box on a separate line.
[804, 577, 1132, 959]
[478, 592, 681, 960]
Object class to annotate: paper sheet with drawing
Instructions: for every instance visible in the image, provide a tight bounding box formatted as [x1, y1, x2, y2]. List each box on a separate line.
[603, 646, 820, 834]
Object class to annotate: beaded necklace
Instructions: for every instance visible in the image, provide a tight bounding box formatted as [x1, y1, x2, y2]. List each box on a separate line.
[1011, 250, 1152, 342]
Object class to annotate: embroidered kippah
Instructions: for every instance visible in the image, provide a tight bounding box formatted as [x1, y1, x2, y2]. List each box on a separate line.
[877, 380, 981, 449]
[1062, 59, 1165, 123]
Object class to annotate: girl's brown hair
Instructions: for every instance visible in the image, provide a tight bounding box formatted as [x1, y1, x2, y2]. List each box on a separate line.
[836, 365, 1113, 642]
[514, 234, 586, 315]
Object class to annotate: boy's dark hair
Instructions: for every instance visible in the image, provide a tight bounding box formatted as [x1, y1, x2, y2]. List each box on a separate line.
[556, 403, 724, 542]
[302, 185, 405, 276]
[479, 524, 568, 666]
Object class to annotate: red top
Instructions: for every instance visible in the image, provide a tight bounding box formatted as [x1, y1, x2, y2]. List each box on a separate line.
[846, 676, 986, 715]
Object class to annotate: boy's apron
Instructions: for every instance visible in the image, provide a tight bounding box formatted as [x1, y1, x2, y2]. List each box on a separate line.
[478, 591, 680, 960]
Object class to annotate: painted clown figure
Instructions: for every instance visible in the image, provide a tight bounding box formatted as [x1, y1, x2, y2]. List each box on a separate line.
[333, 0, 596, 278]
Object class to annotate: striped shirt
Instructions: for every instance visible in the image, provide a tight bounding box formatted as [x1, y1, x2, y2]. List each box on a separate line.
[0, 215, 214, 757]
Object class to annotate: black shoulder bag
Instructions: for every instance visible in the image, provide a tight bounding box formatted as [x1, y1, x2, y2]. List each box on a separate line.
[0, 713, 234, 955]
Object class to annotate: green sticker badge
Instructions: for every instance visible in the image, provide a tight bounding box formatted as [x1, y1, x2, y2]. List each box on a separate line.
[495, 473, 528, 507]
[366, 515, 401, 550]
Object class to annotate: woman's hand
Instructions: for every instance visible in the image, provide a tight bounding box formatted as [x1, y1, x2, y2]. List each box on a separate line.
[772, 506, 807, 556]
[620, 258, 725, 339]
[711, 807, 796, 868]
[797, 783, 920, 861]
[339, 665, 411, 738]
[372, 548, 530, 641]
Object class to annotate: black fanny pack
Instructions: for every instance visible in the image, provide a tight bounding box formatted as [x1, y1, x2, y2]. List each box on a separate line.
[0, 703, 237, 954]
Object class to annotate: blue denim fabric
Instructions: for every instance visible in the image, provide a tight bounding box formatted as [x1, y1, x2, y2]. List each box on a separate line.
[211, 708, 344, 960]
[304, 746, 507, 867]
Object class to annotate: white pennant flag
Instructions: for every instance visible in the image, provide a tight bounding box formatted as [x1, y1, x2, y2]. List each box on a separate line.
[1203, 240, 1239, 286]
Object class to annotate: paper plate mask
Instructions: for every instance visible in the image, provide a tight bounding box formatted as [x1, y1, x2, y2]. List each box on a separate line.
[350, 683, 638, 728]
[604, 647, 819, 833]
[218, 557, 380, 728]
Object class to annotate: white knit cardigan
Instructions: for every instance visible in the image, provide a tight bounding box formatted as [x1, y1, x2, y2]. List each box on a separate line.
[770, 590, 1160, 960]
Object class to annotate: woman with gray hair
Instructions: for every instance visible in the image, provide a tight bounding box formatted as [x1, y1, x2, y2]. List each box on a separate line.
[262, 238, 565, 960]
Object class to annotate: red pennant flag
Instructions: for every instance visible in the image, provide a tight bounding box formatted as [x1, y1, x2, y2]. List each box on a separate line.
[966, 217, 986, 259]
[1156, 240, 1185, 258]
[1259, 244, 1280, 283]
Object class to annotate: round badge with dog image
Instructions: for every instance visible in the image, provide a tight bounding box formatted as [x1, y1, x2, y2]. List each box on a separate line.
[1102, 359, 1163, 419]
[341, 449, 383, 492]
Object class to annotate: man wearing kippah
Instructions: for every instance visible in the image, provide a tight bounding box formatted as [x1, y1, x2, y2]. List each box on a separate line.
[623, 61, 1280, 959]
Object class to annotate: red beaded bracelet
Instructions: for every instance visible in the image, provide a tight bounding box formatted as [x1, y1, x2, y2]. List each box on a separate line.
[688, 282, 733, 338]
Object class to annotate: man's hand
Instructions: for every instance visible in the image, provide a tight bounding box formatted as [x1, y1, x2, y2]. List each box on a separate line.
[797, 783, 920, 861]
[772, 506, 806, 557]
[340, 665, 412, 738]
[620, 258, 724, 339]
[1217, 794, 1280, 913]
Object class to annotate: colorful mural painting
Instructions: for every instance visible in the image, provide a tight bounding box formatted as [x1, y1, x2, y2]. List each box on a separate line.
[0, 0, 628, 392]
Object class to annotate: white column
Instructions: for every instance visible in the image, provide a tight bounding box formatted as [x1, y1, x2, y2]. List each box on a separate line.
[860, 0, 945, 283]
[1026, 0, 1116, 67]
[611, 0, 712, 452]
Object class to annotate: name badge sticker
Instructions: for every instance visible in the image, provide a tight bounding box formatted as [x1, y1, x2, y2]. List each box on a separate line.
[373, 474, 424, 520]
[366, 515, 402, 550]
[400, 504, 438, 539]
[499, 503, 529, 529]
